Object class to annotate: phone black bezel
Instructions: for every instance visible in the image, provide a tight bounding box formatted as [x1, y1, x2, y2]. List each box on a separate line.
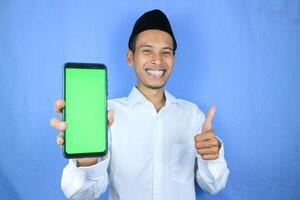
[63, 62, 108, 159]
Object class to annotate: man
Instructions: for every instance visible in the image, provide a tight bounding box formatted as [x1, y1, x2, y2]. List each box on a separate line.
[50, 9, 229, 200]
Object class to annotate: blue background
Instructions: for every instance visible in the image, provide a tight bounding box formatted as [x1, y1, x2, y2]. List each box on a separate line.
[0, 0, 299, 199]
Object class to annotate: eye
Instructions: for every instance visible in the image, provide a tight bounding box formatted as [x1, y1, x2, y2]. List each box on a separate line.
[162, 51, 172, 56]
[142, 49, 151, 54]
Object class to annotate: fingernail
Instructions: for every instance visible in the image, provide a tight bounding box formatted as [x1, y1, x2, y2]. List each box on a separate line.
[58, 122, 65, 130]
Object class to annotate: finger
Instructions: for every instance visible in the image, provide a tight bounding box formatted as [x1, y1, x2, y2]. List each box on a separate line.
[201, 153, 219, 160]
[202, 106, 216, 132]
[195, 139, 219, 149]
[56, 135, 64, 146]
[54, 99, 65, 113]
[50, 118, 68, 131]
[108, 110, 114, 127]
[194, 131, 215, 142]
[196, 146, 219, 155]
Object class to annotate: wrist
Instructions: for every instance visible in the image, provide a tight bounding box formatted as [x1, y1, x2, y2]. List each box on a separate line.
[76, 158, 98, 167]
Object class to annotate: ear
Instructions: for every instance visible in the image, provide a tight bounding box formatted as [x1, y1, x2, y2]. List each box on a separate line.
[171, 53, 176, 67]
[126, 49, 134, 67]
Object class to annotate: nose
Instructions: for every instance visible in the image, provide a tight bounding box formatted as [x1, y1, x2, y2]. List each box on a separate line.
[151, 52, 163, 66]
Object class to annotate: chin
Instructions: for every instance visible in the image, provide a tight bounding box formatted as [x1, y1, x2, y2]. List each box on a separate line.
[145, 82, 166, 90]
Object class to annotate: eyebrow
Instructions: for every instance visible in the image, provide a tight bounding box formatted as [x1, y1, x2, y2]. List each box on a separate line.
[139, 45, 153, 49]
[162, 47, 173, 51]
[138, 45, 173, 51]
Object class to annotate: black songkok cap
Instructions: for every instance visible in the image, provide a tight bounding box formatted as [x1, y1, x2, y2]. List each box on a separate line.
[128, 9, 177, 52]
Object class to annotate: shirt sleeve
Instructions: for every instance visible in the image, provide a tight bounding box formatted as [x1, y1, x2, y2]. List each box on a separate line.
[193, 106, 230, 195]
[61, 152, 110, 200]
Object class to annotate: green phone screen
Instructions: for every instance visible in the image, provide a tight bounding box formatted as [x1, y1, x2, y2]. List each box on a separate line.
[64, 64, 107, 157]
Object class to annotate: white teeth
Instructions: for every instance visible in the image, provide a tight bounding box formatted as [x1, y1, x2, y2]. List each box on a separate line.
[147, 69, 164, 76]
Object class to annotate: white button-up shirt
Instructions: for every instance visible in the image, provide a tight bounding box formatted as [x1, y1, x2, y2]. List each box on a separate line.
[61, 87, 229, 200]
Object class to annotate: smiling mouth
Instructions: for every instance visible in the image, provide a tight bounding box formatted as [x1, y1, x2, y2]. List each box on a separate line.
[146, 69, 166, 78]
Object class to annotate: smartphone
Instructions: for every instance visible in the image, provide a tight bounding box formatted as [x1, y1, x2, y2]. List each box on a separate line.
[63, 62, 107, 158]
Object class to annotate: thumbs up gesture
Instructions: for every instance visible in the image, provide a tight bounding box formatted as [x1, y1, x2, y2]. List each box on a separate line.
[194, 106, 221, 160]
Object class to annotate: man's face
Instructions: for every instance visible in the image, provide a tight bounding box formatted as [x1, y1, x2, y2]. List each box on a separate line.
[127, 30, 175, 90]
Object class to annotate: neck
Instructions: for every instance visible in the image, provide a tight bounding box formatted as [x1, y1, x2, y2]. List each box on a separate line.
[136, 85, 166, 112]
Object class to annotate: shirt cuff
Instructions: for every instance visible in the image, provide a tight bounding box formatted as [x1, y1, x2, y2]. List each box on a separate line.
[69, 152, 110, 179]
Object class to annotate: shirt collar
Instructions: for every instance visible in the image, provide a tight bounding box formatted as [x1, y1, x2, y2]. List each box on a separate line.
[127, 86, 178, 107]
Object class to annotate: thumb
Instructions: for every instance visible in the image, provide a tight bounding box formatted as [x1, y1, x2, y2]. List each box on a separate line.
[108, 110, 114, 127]
[201, 106, 216, 132]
